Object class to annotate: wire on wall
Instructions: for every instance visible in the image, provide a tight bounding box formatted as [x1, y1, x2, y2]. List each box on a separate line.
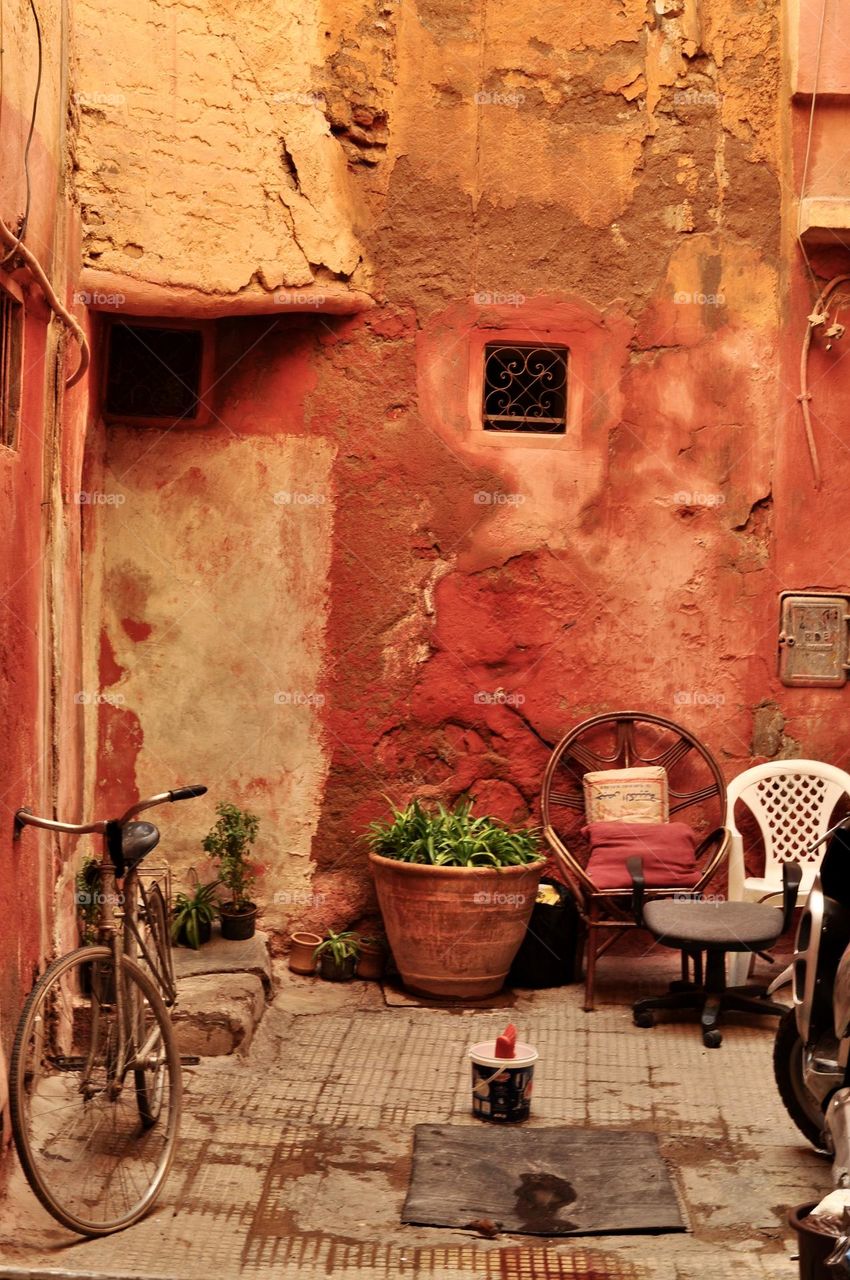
[0, 0, 89, 388]
[0, 0, 43, 267]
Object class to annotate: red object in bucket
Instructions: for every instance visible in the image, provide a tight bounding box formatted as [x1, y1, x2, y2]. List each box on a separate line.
[494, 1023, 517, 1059]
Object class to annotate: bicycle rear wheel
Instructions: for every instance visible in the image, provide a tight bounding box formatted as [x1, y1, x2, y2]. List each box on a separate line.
[134, 879, 175, 1126]
[138, 877, 175, 1000]
[9, 946, 181, 1236]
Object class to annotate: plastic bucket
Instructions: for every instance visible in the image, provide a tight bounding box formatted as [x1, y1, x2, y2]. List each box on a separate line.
[789, 1203, 843, 1279]
[469, 1040, 538, 1122]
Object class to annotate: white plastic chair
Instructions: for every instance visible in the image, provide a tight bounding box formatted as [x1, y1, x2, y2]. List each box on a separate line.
[726, 759, 850, 986]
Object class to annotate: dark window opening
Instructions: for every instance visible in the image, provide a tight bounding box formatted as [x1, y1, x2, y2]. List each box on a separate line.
[0, 288, 23, 448]
[105, 323, 205, 422]
[482, 343, 568, 434]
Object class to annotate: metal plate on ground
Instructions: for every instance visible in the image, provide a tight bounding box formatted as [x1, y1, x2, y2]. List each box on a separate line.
[403, 1124, 686, 1237]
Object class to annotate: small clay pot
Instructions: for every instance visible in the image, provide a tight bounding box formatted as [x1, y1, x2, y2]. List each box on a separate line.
[289, 931, 322, 975]
[356, 944, 386, 981]
[219, 901, 258, 941]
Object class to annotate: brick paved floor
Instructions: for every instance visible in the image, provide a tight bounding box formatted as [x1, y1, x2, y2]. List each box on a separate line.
[0, 956, 828, 1279]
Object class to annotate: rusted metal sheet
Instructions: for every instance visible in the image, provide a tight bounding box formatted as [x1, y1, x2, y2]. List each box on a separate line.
[402, 1124, 685, 1237]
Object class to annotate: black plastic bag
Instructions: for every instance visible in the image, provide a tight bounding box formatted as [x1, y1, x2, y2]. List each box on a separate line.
[509, 878, 579, 988]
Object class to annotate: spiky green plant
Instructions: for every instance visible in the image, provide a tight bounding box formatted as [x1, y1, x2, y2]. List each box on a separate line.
[366, 797, 543, 867]
[313, 929, 361, 964]
[75, 856, 102, 945]
[171, 875, 220, 950]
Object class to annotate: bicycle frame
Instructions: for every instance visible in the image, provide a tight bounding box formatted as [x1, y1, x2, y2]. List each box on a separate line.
[14, 787, 200, 1095]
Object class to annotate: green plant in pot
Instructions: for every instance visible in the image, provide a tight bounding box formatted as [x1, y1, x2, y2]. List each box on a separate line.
[314, 930, 360, 982]
[75, 856, 102, 946]
[75, 856, 114, 997]
[203, 802, 260, 941]
[367, 797, 545, 999]
[171, 872, 220, 949]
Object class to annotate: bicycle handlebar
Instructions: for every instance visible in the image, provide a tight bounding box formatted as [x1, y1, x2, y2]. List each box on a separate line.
[14, 785, 208, 838]
[169, 785, 208, 802]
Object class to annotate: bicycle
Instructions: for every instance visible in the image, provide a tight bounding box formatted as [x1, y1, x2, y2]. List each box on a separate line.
[9, 784, 207, 1236]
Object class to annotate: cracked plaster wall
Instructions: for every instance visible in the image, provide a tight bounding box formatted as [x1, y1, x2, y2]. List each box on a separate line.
[77, 0, 850, 934]
[72, 0, 374, 294]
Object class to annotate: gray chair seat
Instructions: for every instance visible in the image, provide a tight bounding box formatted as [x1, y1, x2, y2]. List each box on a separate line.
[631, 859, 801, 1047]
[643, 900, 784, 952]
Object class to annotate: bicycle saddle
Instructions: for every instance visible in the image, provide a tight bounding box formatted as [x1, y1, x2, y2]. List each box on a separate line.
[106, 820, 160, 876]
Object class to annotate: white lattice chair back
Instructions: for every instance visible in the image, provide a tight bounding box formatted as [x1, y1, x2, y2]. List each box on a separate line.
[726, 759, 850, 903]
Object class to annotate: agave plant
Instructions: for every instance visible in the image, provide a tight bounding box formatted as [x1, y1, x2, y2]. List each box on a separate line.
[171, 876, 220, 949]
[313, 929, 361, 964]
[367, 797, 542, 868]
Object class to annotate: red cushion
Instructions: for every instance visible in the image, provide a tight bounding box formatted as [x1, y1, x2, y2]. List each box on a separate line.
[582, 821, 700, 890]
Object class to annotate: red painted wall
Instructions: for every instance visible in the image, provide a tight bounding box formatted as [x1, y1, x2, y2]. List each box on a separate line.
[0, 0, 89, 1135]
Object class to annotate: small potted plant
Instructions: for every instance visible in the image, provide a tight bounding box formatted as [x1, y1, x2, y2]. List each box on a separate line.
[171, 873, 220, 949]
[314, 930, 360, 982]
[75, 856, 102, 946]
[356, 934, 387, 981]
[203, 801, 260, 940]
[75, 856, 113, 997]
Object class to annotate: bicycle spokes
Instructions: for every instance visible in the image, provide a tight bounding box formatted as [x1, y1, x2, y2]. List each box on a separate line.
[10, 949, 181, 1236]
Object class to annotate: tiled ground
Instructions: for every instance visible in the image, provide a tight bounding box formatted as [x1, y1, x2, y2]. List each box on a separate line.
[0, 957, 830, 1279]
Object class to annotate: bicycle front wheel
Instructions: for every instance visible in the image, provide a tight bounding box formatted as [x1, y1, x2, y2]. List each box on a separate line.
[9, 946, 181, 1236]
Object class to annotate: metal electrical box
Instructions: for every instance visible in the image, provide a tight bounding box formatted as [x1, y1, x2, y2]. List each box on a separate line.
[779, 592, 850, 687]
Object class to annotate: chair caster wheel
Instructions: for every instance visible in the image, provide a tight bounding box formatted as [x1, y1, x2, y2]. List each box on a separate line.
[702, 1029, 723, 1048]
[633, 1009, 654, 1028]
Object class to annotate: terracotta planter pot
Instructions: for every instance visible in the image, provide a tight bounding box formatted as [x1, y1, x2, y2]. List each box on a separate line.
[219, 901, 258, 941]
[356, 944, 386, 981]
[289, 931, 322, 975]
[369, 853, 545, 998]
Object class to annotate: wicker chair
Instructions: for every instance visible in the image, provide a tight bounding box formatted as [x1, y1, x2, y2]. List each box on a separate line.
[541, 711, 729, 1010]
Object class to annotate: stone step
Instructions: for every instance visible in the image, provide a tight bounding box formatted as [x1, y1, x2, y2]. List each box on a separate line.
[172, 972, 267, 1057]
[171, 925, 273, 990]
[170, 926, 273, 1056]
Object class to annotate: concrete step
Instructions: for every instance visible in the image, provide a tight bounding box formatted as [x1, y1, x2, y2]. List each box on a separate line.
[170, 925, 273, 1056]
[172, 972, 267, 1057]
[171, 924, 272, 990]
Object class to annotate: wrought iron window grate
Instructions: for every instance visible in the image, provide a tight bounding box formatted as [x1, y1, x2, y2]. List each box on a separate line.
[105, 323, 204, 421]
[482, 343, 568, 434]
[0, 287, 23, 448]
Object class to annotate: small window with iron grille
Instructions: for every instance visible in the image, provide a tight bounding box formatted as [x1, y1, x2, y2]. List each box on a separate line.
[103, 320, 214, 427]
[0, 282, 23, 449]
[482, 343, 568, 434]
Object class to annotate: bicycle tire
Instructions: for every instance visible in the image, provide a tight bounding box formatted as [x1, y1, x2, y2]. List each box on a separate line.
[146, 878, 175, 997]
[133, 896, 170, 1126]
[9, 946, 181, 1237]
[128, 875, 176, 1126]
[132, 875, 175, 1003]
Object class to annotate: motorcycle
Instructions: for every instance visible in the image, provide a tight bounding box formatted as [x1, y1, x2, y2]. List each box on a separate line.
[775, 819, 850, 1272]
[774, 821, 850, 1150]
